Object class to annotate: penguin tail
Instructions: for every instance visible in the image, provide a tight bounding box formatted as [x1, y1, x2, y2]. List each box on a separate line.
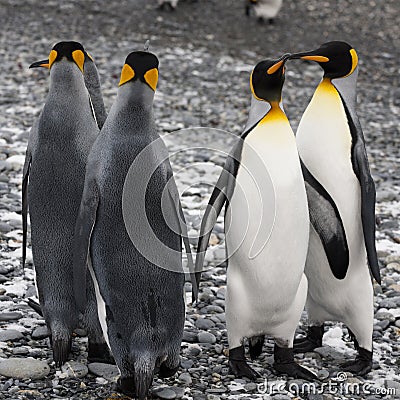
[133, 353, 156, 400]
[50, 321, 72, 368]
[53, 337, 72, 368]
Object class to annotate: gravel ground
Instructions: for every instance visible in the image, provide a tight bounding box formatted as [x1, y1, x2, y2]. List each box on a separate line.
[0, 0, 399, 399]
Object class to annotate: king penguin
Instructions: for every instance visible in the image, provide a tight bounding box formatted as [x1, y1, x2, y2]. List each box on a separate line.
[287, 41, 381, 376]
[28, 49, 107, 130]
[196, 55, 316, 380]
[72, 49, 196, 400]
[22, 41, 111, 367]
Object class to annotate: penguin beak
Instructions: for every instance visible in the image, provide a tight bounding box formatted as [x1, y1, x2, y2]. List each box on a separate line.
[288, 50, 329, 63]
[267, 53, 291, 75]
[29, 59, 50, 69]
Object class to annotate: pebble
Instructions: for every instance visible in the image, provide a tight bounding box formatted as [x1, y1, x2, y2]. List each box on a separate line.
[0, 329, 24, 342]
[0, 311, 23, 321]
[88, 362, 119, 381]
[178, 372, 192, 385]
[155, 387, 177, 399]
[0, 358, 50, 379]
[197, 332, 217, 344]
[61, 361, 89, 378]
[31, 325, 49, 340]
[195, 317, 216, 330]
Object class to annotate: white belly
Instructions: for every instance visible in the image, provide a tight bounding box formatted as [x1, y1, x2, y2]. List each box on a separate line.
[226, 114, 309, 325]
[297, 80, 373, 342]
[297, 79, 369, 273]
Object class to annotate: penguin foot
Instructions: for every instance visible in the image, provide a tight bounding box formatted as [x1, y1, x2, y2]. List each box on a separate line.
[273, 344, 317, 381]
[53, 338, 72, 368]
[88, 341, 115, 364]
[341, 347, 372, 377]
[158, 362, 179, 378]
[293, 325, 324, 353]
[229, 360, 260, 380]
[249, 335, 265, 360]
[229, 345, 260, 380]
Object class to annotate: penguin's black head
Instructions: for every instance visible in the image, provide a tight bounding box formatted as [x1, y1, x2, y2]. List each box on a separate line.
[29, 41, 91, 73]
[119, 51, 159, 91]
[250, 54, 289, 103]
[289, 41, 358, 79]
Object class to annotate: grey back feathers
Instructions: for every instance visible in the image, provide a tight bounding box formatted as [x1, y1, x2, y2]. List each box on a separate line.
[23, 53, 101, 367]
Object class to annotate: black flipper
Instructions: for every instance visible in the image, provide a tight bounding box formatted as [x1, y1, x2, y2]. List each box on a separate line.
[167, 178, 198, 301]
[195, 97, 271, 288]
[73, 177, 99, 312]
[195, 150, 242, 286]
[332, 73, 380, 283]
[345, 107, 380, 283]
[22, 149, 32, 269]
[27, 298, 43, 317]
[301, 161, 349, 279]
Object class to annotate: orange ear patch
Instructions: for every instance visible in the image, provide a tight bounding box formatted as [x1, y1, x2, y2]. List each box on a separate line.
[48, 50, 57, 69]
[144, 68, 158, 91]
[72, 50, 85, 73]
[119, 64, 135, 86]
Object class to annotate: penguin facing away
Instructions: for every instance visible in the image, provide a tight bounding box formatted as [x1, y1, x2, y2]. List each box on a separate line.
[73, 50, 195, 400]
[196, 55, 317, 380]
[288, 41, 380, 376]
[22, 41, 112, 367]
[28, 49, 107, 130]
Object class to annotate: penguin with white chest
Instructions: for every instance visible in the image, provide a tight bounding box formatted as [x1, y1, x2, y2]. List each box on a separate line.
[22, 41, 111, 366]
[288, 41, 381, 376]
[196, 56, 316, 380]
[73, 50, 196, 400]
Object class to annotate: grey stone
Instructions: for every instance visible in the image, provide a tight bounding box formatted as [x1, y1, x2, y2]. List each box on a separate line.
[314, 346, 345, 360]
[61, 361, 88, 378]
[375, 311, 396, 322]
[31, 326, 49, 340]
[197, 331, 216, 344]
[88, 362, 119, 381]
[156, 387, 177, 399]
[0, 312, 23, 321]
[0, 358, 50, 379]
[178, 372, 192, 385]
[195, 317, 216, 330]
[0, 329, 24, 342]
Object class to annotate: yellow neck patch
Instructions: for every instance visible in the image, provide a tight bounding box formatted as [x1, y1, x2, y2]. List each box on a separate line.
[72, 50, 85, 73]
[144, 68, 158, 91]
[260, 102, 287, 124]
[119, 64, 135, 86]
[48, 50, 57, 69]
